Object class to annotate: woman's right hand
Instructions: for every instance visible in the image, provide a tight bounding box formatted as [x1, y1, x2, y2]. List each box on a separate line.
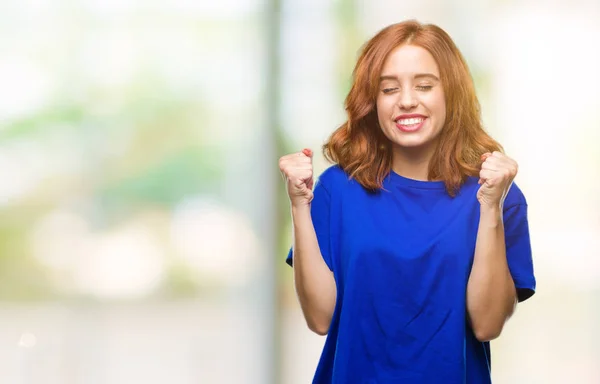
[278, 148, 314, 208]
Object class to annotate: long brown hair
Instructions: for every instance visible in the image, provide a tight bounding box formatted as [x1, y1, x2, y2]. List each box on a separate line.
[323, 20, 502, 196]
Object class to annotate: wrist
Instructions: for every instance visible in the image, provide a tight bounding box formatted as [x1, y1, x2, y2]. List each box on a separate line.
[291, 203, 311, 215]
[479, 204, 503, 227]
[479, 200, 503, 212]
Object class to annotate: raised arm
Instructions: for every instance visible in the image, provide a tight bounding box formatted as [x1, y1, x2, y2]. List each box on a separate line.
[279, 149, 336, 335]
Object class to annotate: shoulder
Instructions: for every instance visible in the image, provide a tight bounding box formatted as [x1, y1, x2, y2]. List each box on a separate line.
[316, 164, 355, 191]
[504, 181, 527, 209]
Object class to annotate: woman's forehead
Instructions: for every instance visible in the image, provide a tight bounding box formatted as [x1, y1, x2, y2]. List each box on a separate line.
[381, 45, 440, 77]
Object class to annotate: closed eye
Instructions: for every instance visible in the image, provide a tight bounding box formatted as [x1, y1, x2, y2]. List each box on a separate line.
[416, 85, 433, 91]
[382, 88, 399, 94]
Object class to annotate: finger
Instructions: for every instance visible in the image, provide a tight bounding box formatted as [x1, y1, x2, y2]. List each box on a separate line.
[280, 154, 312, 170]
[479, 152, 493, 184]
[482, 159, 517, 178]
[490, 152, 518, 170]
[496, 155, 518, 173]
[485, 154, 513, 166]
[482, 154, 515, 169]
[290, 176, 309, 189]
[290, 169, 313, 184]
[279, 154, 300, 169]
[490, 151, 516, 167]
[479, 169, 498, 186]
[301, 149, 314, 190]
[293, 164, 313, 170]
[481, 160, 503, 171]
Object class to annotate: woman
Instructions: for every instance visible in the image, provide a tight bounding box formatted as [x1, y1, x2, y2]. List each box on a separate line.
[278, 20, 535, 383]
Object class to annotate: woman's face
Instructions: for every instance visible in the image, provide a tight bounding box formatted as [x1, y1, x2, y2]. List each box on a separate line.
[376, 44, 446, 152]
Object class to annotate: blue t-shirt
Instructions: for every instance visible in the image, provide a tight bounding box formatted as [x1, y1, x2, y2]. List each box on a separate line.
[286, 165, 536, 384]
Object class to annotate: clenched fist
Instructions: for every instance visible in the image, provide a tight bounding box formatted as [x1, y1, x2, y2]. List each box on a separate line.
[279, 148, 314, 208]
[477, 151, 518, 208]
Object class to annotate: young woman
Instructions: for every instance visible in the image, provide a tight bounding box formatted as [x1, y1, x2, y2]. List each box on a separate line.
[278, 20, 535, 383]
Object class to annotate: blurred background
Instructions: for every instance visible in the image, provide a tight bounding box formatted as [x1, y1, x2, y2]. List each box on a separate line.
[0, 0, 598, 383]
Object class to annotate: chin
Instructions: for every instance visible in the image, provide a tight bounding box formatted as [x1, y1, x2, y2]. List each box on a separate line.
[387, 129, 440, 150]
[391, 136, 431, 149]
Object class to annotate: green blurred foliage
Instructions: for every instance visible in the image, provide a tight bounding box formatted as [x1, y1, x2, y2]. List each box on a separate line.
[0, 75, 223, 300]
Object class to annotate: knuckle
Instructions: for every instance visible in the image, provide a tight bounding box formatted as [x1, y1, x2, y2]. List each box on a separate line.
[279, 155, 293, 167]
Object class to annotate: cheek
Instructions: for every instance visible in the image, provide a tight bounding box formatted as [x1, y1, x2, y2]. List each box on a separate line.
[376, 98, 393, 124]
[436, 102, 446, 122]
[429, 94, 446, 122]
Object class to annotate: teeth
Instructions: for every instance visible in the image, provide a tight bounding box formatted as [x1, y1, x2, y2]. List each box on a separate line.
[397, 117, 424, 125]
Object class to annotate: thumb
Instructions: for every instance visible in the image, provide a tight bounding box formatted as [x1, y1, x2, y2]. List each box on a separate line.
[302, 148, 313, 158]
[301, 148, 314, 190]
[478, 152, 492, 184]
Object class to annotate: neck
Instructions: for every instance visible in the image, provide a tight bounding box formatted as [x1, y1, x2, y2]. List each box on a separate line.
[391, 145, 436, 181]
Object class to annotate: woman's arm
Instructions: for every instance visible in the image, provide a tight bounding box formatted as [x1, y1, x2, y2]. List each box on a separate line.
[279, 149, 336, 335]
[467, 151, 521, 341]
[291, 204, 337, 335]
[466, 205, 517, 342]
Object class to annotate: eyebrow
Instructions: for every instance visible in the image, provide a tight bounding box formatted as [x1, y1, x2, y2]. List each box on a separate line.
[379, 73, 440, 82]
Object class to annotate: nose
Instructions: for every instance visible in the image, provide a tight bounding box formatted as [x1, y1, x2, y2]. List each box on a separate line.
[398, 89, 418, 110]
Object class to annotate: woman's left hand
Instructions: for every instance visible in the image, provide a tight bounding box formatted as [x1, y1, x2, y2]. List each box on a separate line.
[477, 151, 518, 208]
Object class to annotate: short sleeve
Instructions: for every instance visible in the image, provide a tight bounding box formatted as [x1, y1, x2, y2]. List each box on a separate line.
[285, 177, 333, 270]
[503, 203, 536, 302]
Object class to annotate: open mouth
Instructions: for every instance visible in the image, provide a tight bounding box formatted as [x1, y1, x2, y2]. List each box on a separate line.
[395, 117, 426, 132]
